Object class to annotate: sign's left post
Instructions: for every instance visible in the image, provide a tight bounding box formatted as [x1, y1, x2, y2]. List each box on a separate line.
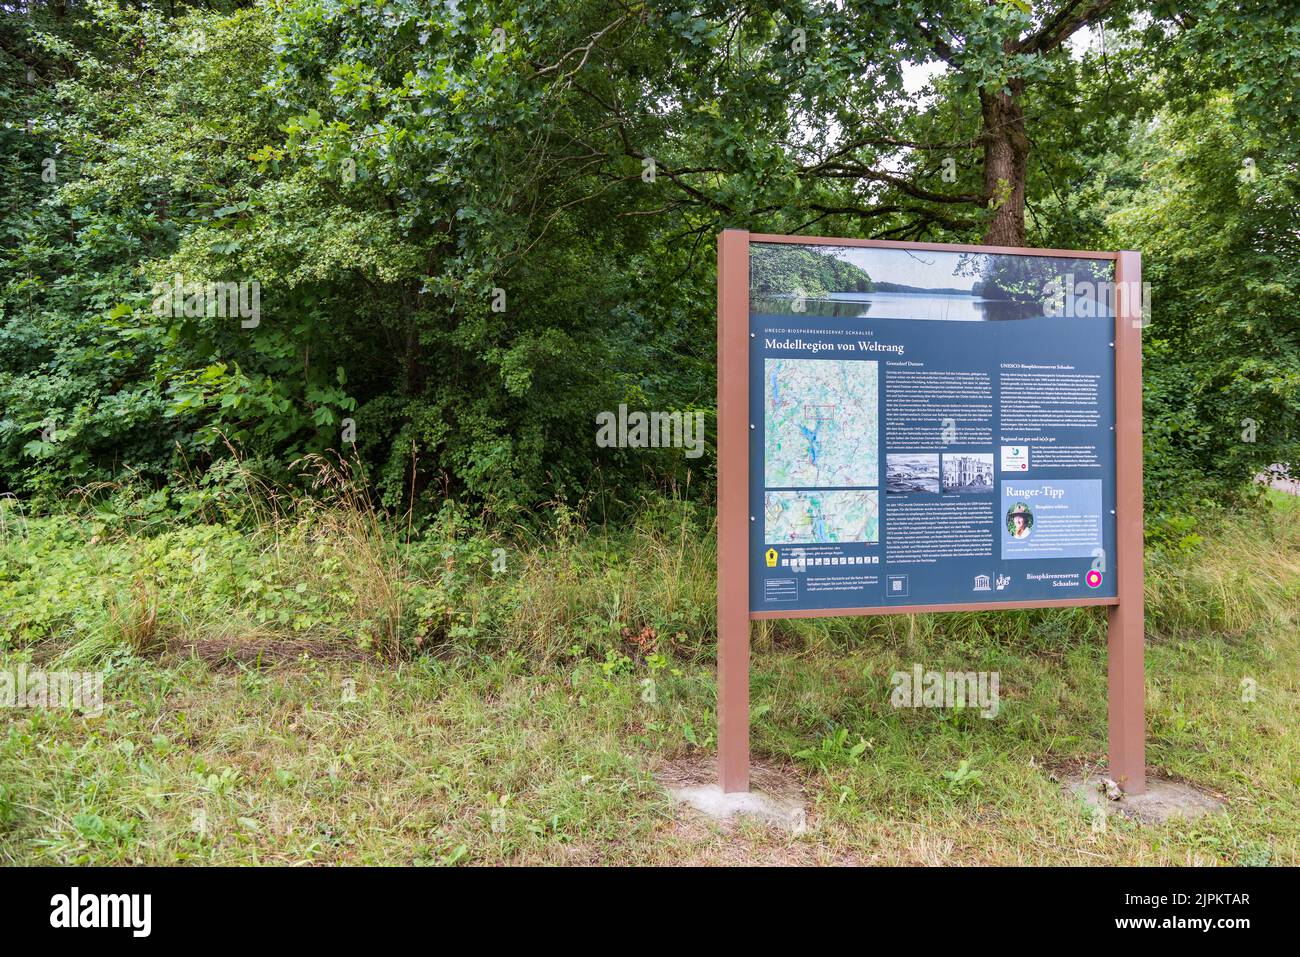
[717, 229, 751, 793]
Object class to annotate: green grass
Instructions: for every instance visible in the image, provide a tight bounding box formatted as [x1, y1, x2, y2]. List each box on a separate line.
[0, 491, 1295, 865]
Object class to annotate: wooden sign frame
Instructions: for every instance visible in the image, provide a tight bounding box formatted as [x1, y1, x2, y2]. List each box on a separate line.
[716, 230, 1145, 794]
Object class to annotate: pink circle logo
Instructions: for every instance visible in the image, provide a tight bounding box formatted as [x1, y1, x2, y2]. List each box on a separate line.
[1086, 569, 1103, 588]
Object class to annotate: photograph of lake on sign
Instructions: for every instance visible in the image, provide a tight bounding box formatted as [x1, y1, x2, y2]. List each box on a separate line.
[749, 243, 1115, 321]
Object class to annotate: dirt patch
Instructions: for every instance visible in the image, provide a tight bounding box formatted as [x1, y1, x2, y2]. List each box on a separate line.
[655, 753, 809, 806]
[652, 753, 850, 863]
[164, 636, 373, 669]
[19, 634, 379, 670]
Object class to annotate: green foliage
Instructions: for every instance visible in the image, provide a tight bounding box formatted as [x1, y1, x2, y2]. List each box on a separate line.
[750, 244, 873, 297]
[968, 254, 1110, 304]
[1107, 96, 1300, 517]
[795, 726, 871, 771]
[941, 759, 984, 795]
[0, 2, 1295, 518]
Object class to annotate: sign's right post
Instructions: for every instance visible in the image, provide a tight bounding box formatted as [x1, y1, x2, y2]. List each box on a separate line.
[1108, 250, 1146, 794]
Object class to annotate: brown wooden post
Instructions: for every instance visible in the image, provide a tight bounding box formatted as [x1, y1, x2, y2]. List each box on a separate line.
[716, 229, 751, 793]
[1108, 250, 1146, 794]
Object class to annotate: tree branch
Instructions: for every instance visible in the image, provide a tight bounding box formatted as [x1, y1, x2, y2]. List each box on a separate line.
[1015, 0, 1118, 55]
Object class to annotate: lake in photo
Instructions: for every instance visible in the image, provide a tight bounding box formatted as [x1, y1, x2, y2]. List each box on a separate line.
[752, 290, 1045, 321]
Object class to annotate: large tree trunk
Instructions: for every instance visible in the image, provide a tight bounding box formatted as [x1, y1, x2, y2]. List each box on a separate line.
[979, 80, 1029, 247]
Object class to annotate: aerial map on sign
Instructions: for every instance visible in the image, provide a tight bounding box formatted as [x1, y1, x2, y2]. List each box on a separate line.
[763, 357, 879, 488]
[765, 490, 880, 544]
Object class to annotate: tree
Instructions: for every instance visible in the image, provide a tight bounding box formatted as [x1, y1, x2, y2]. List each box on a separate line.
[1, 0, 1294, 515]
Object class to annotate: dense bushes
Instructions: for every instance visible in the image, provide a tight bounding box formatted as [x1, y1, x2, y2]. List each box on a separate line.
[0, 3, 1294, 523]
[1111, 98, 1299, 518]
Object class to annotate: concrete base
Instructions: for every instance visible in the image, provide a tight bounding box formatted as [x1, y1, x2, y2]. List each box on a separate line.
[669, 784, 807, 833]
[1064, 772, 1225, 825]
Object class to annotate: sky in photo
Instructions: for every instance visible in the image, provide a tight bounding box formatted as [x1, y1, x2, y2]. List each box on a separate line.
[827, 246, 978, 291]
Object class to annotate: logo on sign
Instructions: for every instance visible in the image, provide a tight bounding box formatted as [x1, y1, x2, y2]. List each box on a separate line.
[973, 574, 991, 591]
[1000, 445, 1030, 472]
[1086, 569, 1103, 588]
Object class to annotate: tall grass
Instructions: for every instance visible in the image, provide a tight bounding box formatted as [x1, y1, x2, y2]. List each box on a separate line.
[1, 466, 1294, 666]
[1146, 496, 1298, 640]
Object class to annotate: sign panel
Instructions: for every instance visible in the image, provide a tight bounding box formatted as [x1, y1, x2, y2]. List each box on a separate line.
[747, 240, 1119, 614]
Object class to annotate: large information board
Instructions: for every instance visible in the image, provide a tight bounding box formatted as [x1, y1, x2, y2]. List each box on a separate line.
[747, 240, 1119, 614]
[715, 232, 1145, 796]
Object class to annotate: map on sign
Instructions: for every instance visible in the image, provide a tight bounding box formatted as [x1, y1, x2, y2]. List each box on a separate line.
[763, 358, 879, 488]
[764, 490, 880, 545]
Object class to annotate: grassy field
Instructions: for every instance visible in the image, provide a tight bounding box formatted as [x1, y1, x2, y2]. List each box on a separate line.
[0, 488, 1296, 866]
